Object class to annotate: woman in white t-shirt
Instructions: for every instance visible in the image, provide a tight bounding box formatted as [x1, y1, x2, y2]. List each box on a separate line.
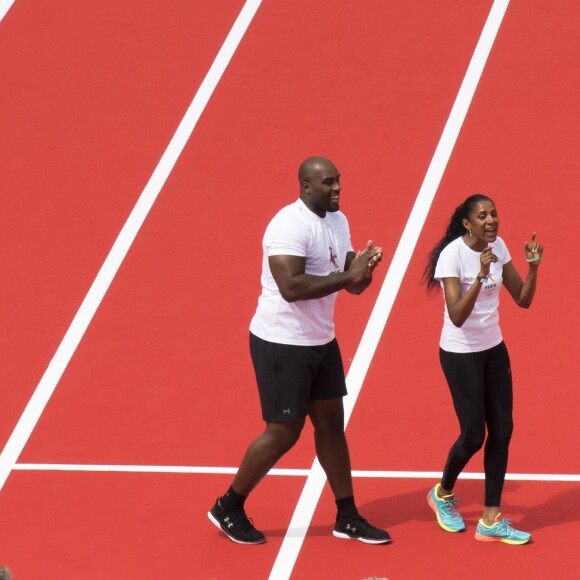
[423, 194, 543, 545]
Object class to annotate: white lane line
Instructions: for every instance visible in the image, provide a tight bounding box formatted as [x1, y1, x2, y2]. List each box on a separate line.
[13, 464, 580, 482]
[0, 0, 16, 24]
[13, 464, 310, 476]
[268, 1, 511, 578]
[0, 0, 263, 493]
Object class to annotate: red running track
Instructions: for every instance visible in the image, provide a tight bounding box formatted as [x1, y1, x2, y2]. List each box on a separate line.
[0, 1, 579, 578]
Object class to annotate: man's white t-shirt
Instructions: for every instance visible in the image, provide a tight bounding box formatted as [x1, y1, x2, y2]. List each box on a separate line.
[249, 199, 353, 346]
[434, 236, 512, 353]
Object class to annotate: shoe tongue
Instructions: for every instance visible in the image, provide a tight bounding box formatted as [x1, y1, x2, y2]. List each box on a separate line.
[495, 513, 502, 522]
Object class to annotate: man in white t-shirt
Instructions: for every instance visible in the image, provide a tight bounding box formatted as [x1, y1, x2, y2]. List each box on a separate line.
[208, 156, 391, 545]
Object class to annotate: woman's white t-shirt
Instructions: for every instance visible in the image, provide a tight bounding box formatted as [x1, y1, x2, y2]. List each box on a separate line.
[434, 236, 512, 353]
[249, 199, 353, 346]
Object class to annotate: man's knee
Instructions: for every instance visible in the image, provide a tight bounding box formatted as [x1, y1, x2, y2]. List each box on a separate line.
[265, 421, 304, 452]
[309, 398, 345, 434]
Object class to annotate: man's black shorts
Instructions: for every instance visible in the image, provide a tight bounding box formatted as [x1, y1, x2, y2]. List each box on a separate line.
[249, 332, 348, 422]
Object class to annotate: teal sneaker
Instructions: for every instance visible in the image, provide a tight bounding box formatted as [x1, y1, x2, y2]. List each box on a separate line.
[427, 483, 465, 532]
[475, 514, 531, 545]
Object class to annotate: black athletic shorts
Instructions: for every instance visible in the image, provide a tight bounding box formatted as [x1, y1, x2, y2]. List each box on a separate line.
[249, 332, 348, 422]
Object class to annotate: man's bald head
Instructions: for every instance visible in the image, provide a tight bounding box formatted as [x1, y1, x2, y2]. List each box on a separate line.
[298, 156, 337, 188]
[297, 156, 341, 217]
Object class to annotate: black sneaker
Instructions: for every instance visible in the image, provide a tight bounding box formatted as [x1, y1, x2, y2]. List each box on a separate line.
[333, 514, 392, 544]
[208, 497, 266, 544]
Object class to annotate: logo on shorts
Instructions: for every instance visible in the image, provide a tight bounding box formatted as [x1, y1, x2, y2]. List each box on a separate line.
[282, 408, 291, 415]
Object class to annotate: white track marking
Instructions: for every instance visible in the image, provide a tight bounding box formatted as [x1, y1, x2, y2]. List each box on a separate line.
[14, 464, 309, 475]
[0, 0, 263, 493]
[269, 1, 511, 578]
[13, 464, 580, 482]
[0, 0, 16, 24]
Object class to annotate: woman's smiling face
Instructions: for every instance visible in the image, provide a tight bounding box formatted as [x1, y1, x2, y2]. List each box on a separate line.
[463, 200, 499, 249]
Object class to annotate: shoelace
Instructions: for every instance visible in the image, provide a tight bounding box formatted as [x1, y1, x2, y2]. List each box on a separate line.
[339, 514, 370, 530]
[354, 515, 371, 530]
[497, 517, 513, 531]
[239, 517, 258, 532]
[444, 498, 462, 519]
[226, 510, 255, 530]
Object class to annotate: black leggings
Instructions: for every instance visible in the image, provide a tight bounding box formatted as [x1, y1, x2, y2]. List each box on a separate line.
[439, 341, 513, 507]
